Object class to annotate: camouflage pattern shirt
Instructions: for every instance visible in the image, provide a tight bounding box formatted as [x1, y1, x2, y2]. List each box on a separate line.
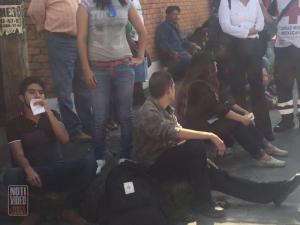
[134, 98, 182, 166]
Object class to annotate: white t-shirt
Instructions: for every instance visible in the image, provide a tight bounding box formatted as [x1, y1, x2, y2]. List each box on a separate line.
[130, 0, 144, 41]
[275, 0, 300, 48]
[218, 0, 264, 38]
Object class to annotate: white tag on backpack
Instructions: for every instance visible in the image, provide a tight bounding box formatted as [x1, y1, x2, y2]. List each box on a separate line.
[123, 182, 135, 195]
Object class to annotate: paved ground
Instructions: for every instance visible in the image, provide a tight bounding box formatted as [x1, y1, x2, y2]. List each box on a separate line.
[183, 110, 300, 225]
[1, 109, 300, 225]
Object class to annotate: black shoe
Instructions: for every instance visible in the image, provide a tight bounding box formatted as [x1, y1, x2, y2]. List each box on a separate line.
[273, 173, 300, 207]
[274, 120, 294, 133]
[199, 204, 225, 218]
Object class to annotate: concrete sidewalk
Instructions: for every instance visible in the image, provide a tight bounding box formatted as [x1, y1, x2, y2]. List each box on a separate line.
[1, 109, 300, 225]
[183, 110, 300, 225]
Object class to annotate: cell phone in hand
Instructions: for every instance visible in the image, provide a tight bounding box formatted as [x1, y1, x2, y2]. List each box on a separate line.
[30, 99, 45, 115]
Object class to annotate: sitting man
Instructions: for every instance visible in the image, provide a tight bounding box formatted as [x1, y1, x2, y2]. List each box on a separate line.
[155, 5, 200, 79]
[3, 77, 96, 225]
[134, 71, 300, 218]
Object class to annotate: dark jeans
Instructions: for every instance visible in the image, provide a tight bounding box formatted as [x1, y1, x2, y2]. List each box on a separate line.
[47, 33, 93, 135]
[149, 140, 281, 205]
[230, 38, 272, 138]
[209, 119, 265, 159]
[3, 157, 96, 209]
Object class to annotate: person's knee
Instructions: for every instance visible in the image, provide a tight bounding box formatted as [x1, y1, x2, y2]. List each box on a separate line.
[184, 140, 208, 160]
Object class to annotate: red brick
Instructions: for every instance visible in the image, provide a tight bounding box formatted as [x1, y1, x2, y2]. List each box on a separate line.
[25, 0, 210, 95]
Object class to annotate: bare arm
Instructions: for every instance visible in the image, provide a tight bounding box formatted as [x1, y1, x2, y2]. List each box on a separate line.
[231, 104, 249, 115]
[225, 110, 252, 126]
[259, 0, 274, 24]
[34, 99, 69, 144]
[46, 111, 69, 144]
[27, 0, 46, 32]
[77, 5, 97, 89]
[9, 142, 42, 188]
[177, 128, 225, 155]
[128, 5, 147, 65]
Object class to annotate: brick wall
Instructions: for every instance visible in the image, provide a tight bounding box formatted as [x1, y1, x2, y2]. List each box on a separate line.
[24, 0, 210, 95]
[141, 0, 211, 60]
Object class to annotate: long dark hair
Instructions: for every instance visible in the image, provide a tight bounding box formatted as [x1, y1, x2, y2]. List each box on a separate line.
[176, 52, 219, 118]
[94, 0, 128, 9]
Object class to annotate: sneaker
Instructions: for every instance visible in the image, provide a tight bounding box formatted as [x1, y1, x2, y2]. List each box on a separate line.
[70, 132, 92, 143]
[273, 173, 300, 207]
[255, 156, 286, 168]
[265, 145, 288, 157]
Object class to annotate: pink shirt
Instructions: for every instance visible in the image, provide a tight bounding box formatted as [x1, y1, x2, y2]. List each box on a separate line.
[28, 0, 79, 35]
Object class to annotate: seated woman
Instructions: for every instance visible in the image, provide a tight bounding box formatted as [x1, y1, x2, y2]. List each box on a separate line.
[177, 53, 287, 168]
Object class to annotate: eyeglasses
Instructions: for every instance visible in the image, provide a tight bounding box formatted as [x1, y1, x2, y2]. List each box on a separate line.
[107, 3, 117, 17]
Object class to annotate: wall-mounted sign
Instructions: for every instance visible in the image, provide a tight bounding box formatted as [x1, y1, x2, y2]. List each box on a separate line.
[0, 4, 24, 36]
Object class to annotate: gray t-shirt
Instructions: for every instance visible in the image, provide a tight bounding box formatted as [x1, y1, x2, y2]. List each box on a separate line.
[81, 0, 132, 61]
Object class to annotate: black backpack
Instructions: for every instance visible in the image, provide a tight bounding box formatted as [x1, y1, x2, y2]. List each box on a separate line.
[105, 161, 169, 225]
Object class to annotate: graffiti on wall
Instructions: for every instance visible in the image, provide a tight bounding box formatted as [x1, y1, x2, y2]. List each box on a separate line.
[0, 4, 24, 36]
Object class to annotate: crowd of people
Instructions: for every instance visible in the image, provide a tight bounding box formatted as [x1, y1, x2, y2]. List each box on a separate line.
[2, 0, 300, 224]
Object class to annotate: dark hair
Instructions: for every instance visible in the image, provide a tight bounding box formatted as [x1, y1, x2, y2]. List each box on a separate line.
[19, 76, 46, 95]
[187, 80, 216, 108]
[182, 52, 218, 92]
[177, 52, 218, 117]
[166, 5, 180, 15]
[149, 71, 174, 99]
[94, 0, 128, 9]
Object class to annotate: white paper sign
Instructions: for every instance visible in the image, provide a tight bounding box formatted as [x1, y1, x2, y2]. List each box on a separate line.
[123, 182, 135, 195]
[0, 4, 25, 36]
[30, 99, 45, 115]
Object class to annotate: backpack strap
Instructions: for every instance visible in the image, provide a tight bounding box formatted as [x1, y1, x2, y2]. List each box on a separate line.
[276, 0, 297, 23]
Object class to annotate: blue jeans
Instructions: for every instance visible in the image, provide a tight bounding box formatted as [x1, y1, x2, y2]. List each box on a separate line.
[3, 157, 96, 209]
[134, 57, 148, 83]
[91, 62, 135, 160]
[47, 33, 92, 135]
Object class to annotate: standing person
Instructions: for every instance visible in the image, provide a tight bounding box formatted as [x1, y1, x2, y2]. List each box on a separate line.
[77, 0, 147, 174]
[126, 0, 149, 106]
[3, 76, 96, 225]
[134, 71, 300, 218]
[28, 0, 93, 143]
[272, 0, 300, 132]
[218, 0, 274, 141]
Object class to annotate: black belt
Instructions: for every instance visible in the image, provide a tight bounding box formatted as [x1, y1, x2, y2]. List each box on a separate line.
[50, 32, 76, 39]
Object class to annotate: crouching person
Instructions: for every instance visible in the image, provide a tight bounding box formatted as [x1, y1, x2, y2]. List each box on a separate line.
[134, 71, 300, 218]
[3, 77, 96, 225]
